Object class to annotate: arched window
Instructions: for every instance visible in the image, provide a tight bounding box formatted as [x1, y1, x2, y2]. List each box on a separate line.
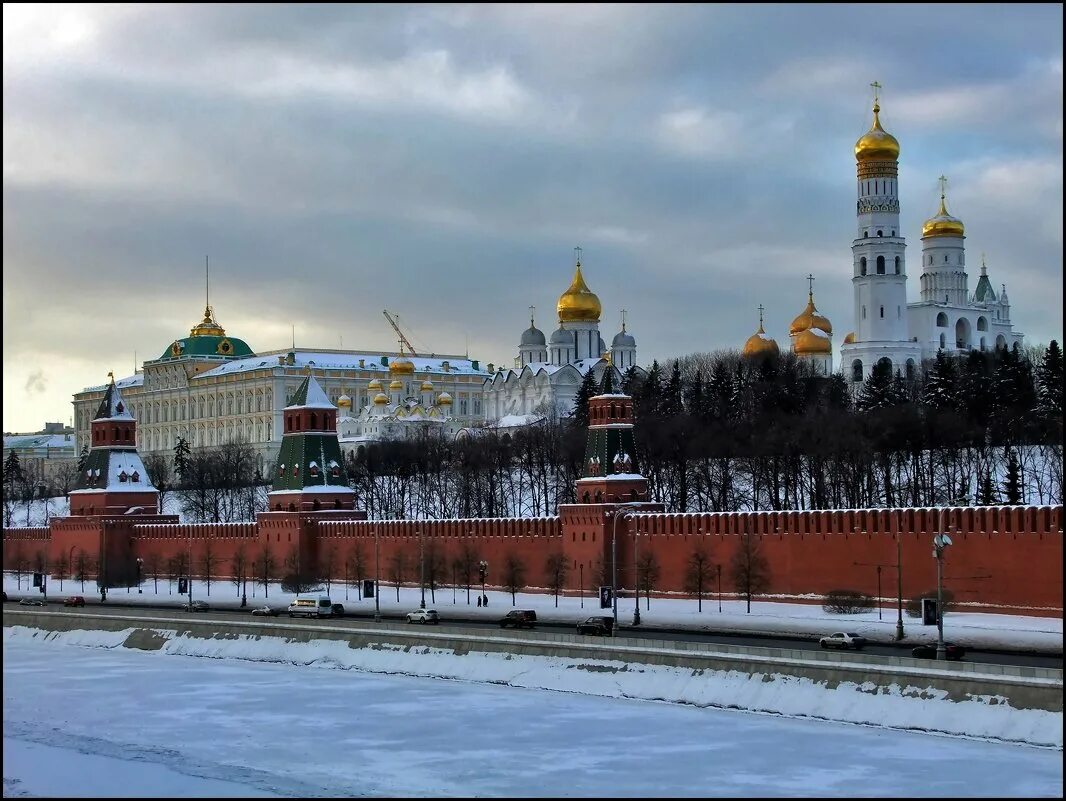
[905, 359, 916, 380]
[996, 334, 1007, 350]
[936, 312, 948, 327]
[891, 230, 896, 237]
[880, 306, 884, 318]
[944, 255, 949, 263]
[860, 257, 867, 276]
[980, 336, 986, 351]
[863, 231, 868, 238]
[877, 357, 892, 373]
[876, 256, 885, 274]
[862, 306, 867, 319]
[851, 360, 863, 383]
[939, 332, 946, 349]
[877, 230, 883, 237]
[977, 316, 988, 331]
[310, 412, 318, 429]
[894, 256, 901, 274]
[929, 255, 933, 265]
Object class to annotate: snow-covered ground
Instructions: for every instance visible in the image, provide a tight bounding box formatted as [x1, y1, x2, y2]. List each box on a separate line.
[5, 573, 1062, 654]
[2, 630, 1062, 797]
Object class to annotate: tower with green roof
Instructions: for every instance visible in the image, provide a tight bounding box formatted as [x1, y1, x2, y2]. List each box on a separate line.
[574, 393, 650, 505]
[268, 372, 357, 512]
[68, 374, 160, 516]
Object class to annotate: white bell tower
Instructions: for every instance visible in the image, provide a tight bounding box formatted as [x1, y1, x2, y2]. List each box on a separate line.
[840, 83, 922, 384]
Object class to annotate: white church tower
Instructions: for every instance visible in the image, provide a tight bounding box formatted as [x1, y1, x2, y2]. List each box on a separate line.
[840, 84, 922, 384]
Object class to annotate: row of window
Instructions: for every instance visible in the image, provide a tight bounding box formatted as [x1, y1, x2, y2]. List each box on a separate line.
[858, 255, 901, 276]
[861, 229, 897, 238]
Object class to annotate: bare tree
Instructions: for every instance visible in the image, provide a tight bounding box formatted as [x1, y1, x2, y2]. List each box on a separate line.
[143, 453, 173, 515]
[455, 541, 479, 605]
[11, 545, 28, 589]
[53, 551, 70, 591]
[502, 552, 527, 606]
[345, 543, 366, 601]
[73, 549, 94, 592]
[168, 552, 190, 596]
[255, 544, 277, 598]
[544, 551, 569, 607]
[684, 547, 712, 613]
[198, 539, 219, 596]
[425, 540, 446, 604]
[388, 549, 410, 603]
[281, 546, 319, 594]
[731, 531, 771, 614]
[143, 551, 163, 594]
[321, 544, 338, 595]
[231, 545, 249, 602]
[636, 551, 660, 610]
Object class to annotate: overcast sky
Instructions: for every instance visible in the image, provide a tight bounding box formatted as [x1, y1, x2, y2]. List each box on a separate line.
[3, 4, 1062, 432]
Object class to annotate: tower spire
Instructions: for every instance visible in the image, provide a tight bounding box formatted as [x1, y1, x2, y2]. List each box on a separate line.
[981, 253, 987, 276]
[806, 273, 815, 301]
[574, 245, 582, 266]
[529, 304, 536, 327]
[205, 254, 210, 310]
[621, 309, 628, 333]
[757, 303, 765, 332]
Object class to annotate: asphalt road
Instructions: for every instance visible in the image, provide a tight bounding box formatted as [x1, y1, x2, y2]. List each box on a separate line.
[6, 594, 1061, 670]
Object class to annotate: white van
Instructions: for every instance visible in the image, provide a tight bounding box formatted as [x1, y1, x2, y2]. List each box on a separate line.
[287, 594, 334, 619]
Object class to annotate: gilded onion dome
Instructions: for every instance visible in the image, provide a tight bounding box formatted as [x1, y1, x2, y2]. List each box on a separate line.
[843, 332, 856, 345]
[337, 394, 352, 409]
[420, 380, 435, 392]
[922, 191, 965, 239]
[793, 327, 832, 355]
[557, 259, 602, 323]
[854, 100, 900, 163]
[367, 378, 383, 392]
[389, 355, 416, 375]
[389, 379, 403, 391]
[437, 391, 453, 405]
[789, 292, 833, 337]
[742, 307, 780, 358]
[373, 392, 389, 405]
[190, 305, 226, 337]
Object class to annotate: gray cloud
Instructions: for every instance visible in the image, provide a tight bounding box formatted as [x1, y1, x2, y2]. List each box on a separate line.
[2, 4, 1062, 430]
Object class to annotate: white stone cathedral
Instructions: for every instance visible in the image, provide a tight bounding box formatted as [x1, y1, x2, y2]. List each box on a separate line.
[484, 249, 640, 422]
[840, 91, 1024, 384]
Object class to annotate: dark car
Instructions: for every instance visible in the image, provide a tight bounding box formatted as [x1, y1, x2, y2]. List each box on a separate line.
[577, 616, 614, 636]
[64, 596, 86, 607]
[912, 642, 966, 661]
[499, 610, 537, 629]
[18, 598, 46, 607]
[182, 600, 210, 612]
[331, 603, 345, 616]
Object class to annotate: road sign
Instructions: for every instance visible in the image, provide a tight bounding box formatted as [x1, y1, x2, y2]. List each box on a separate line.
[599, 585, 613, 609]
[33, 572, 43, 588]
[922, 597, 938, 626]
[363, 579, 375, 598]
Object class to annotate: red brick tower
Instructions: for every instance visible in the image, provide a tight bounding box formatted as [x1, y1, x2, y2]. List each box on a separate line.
[68, 374, 159, 516]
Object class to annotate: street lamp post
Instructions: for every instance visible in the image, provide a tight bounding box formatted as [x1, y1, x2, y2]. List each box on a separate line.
[895, 514, 905, 641]
[632, 521, 641, 626]
[136, 558, 143, 594]
[609, 504, 640, 632]
[716, 563, 722, 613]
[374, 529, 381, 622]
[579, 563, 584, 609]
[875, 565, 881, 620]
[419, 531, 426, 609]
[68, 545, 76, 594]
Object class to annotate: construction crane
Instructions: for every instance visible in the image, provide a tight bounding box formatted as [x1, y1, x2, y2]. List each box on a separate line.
[382, 310, 419, 357]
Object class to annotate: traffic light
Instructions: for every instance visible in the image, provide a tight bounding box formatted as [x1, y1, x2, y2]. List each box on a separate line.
[363, 579, 375, 598]
[599, 585, 613, 609]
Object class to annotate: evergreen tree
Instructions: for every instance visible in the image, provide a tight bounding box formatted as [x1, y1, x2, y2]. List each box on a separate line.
[922, 350, 958, 412]
[599, 364, 615, 394]
[1002, 447, 1022, 505]
[1036, 340, 1063, 417]
[621, 365, 641, 398]
[662, 360, 683, 418]
[977, 471, 998, 506]
[960, 350, 993, 426]
[685, 369, 705, 419]
[173, 437, 191, 484]
[76, 444, 90, 472]
[637, 360, 663, 419]
[856, 359, 895, 412]
[3, 450, 24, 488]
[825, 373, 851, 411]
[572, 369, 599, 430]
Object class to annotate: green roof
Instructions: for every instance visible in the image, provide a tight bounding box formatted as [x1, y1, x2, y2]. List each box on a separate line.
[974, 274, 997, 303]
[271, 433, 350, 491]
[156, 334, 254, 362]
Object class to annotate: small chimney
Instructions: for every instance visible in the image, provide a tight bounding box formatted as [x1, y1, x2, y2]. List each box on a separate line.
[358, 358, 365, 368]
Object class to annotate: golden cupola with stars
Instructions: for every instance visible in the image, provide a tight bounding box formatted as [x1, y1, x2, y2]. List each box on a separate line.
[557, 254, 602, 323]
[854, 99, 900, 164]
[742, 306, 780, 358]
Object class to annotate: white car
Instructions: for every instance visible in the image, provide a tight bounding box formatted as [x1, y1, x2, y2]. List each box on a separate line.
[406, 609, 440, 624]
[819, 632, 867, 650]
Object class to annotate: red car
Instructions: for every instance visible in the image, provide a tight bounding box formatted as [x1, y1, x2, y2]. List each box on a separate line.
[63, 596, 86, 607]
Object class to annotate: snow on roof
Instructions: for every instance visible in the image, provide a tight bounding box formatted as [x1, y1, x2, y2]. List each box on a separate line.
[491, 414, 545, 429]
[286, 374, 334, 410]
[198, 350, 488, 379]
[69, 451, 155, 494]
[83, 374, 144, 393]
[94, 380, 135, 422]
[3, 434, 75, 451]
[808, 328, 830, 339]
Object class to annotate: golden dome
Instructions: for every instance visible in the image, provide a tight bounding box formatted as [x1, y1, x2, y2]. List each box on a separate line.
[189, 305, 226, 337]
[793, 327, 832, 355]
[389, 379, 403, 391]
[389, 355, 415, 375]
[557, 260, 602, 323]
[854, 102, 900, 163]
[368, 378, 383, 392]
[843, 332, 856, 345]
[437, 391, 453, 405]
[742, 322, 780, 358]
[789, 293, 832, 336]
[420, 380, 434, 391]
[373, 392, 389, 405]
[922, 192, 965, 238]
[337, 394, 352, 409]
